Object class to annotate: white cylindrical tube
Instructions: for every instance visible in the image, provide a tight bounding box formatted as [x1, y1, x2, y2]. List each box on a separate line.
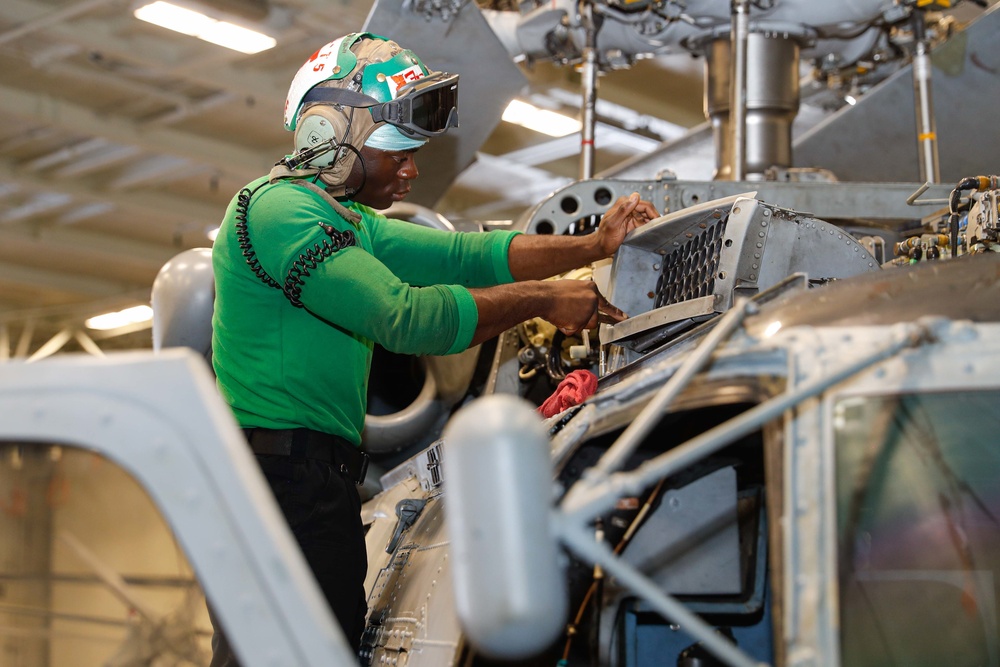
[442, 394, 568, 660]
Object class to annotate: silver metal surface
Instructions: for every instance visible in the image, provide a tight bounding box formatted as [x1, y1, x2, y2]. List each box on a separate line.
[518, 179, 953, 241]
[604, 193, 880, 351]
[701, 32, 801, 179]
[602, 295, 717, 344]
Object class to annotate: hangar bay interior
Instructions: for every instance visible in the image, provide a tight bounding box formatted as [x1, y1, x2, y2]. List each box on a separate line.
[2, 0, 1000, 665]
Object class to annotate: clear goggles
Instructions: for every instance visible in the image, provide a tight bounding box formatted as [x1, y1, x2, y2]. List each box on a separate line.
[301, 72, 459, 139]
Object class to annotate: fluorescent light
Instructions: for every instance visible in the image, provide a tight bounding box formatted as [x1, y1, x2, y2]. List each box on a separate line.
[134, 1, 213, 35]
[134, 1, 276, 54]
[844, 94, 857, 106]
[198, 20, 277, 54]
[502, 100, 582, 137]
[85, 305, 154, 331]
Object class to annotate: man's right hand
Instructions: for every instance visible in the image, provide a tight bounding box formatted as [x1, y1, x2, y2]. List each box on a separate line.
[544, 279, 625, 336]
[468, 279, 626, 347]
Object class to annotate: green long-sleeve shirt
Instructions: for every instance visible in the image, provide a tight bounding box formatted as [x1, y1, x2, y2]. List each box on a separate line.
[212, 176, 518, 446]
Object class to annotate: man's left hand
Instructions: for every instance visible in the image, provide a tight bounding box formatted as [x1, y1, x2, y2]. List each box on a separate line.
[595, 192, 660, 258]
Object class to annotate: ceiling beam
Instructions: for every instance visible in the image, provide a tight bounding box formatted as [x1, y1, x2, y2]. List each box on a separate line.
[0, 224, 175, 270]
[0, 83, 271, 180]
[0, 0, 294, 99]
[0, 156, 224, 227]
[0, 0, 118, 47]
[0, 260, 143, 298]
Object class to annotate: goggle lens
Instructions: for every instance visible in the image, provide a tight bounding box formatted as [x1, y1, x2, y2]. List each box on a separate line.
[392, 73, 459, 137]
[409, 83, 458, 134]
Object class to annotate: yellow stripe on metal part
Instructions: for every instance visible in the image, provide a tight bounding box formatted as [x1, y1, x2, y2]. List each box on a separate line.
[918, 132, 937, 141]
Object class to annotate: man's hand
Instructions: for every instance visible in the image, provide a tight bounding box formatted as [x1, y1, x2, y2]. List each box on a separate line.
[545, 279, 626, 337]
[594, 192, 660, 258]
[469, 279, 627, 346]
[505, 192, 659, 282]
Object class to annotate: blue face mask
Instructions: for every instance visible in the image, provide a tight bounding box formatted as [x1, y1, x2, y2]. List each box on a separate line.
[364, 123, 427, 152]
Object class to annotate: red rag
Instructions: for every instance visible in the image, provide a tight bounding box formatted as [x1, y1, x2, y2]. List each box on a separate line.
[537, 369, 599, 418]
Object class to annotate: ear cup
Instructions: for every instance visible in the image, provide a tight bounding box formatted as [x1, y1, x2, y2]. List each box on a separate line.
[293, 105, 350, 168]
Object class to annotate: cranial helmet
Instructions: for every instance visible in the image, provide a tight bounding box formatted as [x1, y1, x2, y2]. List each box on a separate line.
[281, 32, 459, 194]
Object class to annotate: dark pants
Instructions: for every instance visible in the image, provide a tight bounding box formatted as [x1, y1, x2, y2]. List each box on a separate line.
[209, 454, 368, 665]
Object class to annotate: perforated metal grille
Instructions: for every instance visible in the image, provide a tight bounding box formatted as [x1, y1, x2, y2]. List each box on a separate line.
[654, 216, 728, 308]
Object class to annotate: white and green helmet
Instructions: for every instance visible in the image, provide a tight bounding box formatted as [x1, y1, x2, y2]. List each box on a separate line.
[284, 32, 459, 153]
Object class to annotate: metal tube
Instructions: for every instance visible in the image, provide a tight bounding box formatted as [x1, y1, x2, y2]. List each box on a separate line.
[558, 522, 766, 667]
[730, 0, 750, 181]
[562, 299, 754, 512]
[912, 39, 940, 184]
[579, 1, 598, 180]
[26, 328, 74, 363]
[0, 0, 117, 46]
[562, 323, 924, 522]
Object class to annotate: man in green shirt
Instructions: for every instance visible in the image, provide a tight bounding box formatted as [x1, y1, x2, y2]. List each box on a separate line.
[210, 31, 658, 664]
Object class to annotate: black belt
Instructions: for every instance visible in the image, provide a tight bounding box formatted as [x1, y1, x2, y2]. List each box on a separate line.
[243, 427, 369, 485]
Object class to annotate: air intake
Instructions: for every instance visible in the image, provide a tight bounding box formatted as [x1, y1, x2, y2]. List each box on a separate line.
[604, 193, 881, 355]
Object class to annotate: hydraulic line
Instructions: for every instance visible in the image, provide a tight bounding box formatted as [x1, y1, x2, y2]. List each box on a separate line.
[910, 10, 940, 184]
[729, 0, 750, 181]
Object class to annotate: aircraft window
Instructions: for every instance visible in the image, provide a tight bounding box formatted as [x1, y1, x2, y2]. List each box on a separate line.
[834, 391, 1000, 667]
[0, 442, 211, 667]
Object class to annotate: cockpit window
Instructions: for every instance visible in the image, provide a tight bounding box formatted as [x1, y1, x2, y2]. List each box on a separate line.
[834, 392, 1000, 666]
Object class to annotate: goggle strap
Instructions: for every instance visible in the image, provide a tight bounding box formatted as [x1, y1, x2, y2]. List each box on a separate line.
[301, 86, 380, 110]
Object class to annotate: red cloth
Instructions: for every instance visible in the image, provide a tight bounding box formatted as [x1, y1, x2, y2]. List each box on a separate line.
[537, 370, 599, 418]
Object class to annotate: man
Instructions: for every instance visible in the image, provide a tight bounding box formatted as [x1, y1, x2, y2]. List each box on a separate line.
[210, 31, 658, 663]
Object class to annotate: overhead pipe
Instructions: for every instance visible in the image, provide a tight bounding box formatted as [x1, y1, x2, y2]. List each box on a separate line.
[910, 9, 940, 184]
[729, 0, 750, 182]
[579, 0, 598, 180]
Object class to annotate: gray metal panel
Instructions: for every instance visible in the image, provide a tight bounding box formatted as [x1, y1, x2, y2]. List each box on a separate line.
[604, 295, 717, 344]
[713, 199, 881, 310]
[364, 497, 463, 666]
[620, 466, 742, 595]
[794, 4, 1000, 184]
[519, 178, 953, 238]
[663, 180, 953, 221]
[365, 0, 527, 208]
[605, 194, 881, 350]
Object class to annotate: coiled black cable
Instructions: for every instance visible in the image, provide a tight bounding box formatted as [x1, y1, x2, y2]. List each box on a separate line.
[235, 182, 357, 308]
[235, 183, 280, 289]
[283, 223, 357, 307]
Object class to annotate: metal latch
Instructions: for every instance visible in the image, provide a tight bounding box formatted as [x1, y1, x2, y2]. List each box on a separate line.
[386, 498, 427, 554]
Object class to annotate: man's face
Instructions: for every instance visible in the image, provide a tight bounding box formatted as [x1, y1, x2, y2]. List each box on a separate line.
[346, 145, 420, 210]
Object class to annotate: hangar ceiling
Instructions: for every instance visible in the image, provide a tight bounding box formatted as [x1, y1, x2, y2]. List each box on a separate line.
[0, 0, 707, 356]
[0, 0, 994, 358]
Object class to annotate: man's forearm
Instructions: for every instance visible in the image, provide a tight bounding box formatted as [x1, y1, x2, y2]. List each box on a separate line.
[468, 279, 624, 347]
[468, 282, 552, 346]
[506, 233, 606, 281]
